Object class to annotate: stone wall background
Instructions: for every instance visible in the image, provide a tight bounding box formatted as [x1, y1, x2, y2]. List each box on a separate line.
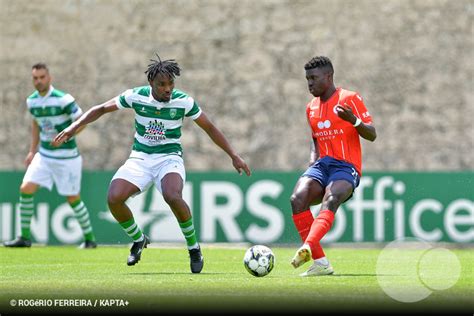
[0, 0, 472, 171]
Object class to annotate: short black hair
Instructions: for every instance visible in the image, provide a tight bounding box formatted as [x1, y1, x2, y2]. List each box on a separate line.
[145, 53, 180, 82]
[304, 56, 334, 74]
[32, 62, 49, 71]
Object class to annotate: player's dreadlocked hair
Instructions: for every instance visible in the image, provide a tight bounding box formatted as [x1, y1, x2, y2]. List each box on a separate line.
[145, 53, 181, 82]
[304, 56, 334, 74]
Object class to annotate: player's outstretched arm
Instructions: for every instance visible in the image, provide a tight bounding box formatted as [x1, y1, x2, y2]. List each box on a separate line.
[52, 98, 119, 146]
[194, 112, 251, 176]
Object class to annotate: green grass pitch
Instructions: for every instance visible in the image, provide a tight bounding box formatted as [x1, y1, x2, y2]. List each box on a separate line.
[0, 245, 472, 314]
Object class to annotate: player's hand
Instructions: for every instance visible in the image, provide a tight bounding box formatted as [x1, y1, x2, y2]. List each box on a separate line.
[335, 104, 357, 124]
[52, 125, 76, 147]
[24, 151, 35, 167]
[231, 155, 251, 176]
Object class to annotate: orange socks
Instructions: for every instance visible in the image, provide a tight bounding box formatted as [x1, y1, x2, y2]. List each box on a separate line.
[305, 210, 335, 259]
[292, 210, 314, 242]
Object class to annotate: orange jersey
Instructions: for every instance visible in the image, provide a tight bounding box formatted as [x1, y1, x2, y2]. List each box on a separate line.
[306, 87, 372, 175]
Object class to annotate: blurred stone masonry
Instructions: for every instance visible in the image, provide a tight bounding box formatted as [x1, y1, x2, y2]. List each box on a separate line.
[0, 0, 472, 171]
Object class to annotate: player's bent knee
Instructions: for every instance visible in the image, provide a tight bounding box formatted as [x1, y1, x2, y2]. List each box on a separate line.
[290, 194, 307, 214]
[20, 182, 37, 195]
[107, 191, 128, 206]
[324, 192, 350, 210]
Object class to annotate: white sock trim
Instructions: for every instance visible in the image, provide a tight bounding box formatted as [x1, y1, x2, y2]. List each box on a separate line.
[315, 257, 329, 266]
[187, 243, 199, 250]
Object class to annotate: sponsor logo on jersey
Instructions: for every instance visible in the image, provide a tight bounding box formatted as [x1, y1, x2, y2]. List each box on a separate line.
[40, 119, 57, 139]
[317, 120, 331, 129]
[144, 120, 166, 144]
[313, 119, 344, 141]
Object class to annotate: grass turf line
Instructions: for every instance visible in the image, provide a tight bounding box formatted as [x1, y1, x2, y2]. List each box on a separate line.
[0, 246, 472, 313]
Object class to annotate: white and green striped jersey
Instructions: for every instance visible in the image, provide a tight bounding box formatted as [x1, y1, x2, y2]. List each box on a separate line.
[26, 85, 83, 159]
[115, 86, 202, 156]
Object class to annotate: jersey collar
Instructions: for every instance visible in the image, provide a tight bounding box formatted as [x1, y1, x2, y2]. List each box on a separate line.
[148, 86, 174, 106]
[321, 87, 341, 104]
[38, 85, 54, 99]
[148, 85, 155, 103]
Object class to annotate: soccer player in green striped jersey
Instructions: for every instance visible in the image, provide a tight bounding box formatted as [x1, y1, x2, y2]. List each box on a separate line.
[3, 63, 97, 249]
[54, 53, 251, 273]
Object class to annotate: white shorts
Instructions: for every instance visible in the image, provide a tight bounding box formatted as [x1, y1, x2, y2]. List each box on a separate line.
[112, 151, 186, 193]
[23, 153, 82, 196]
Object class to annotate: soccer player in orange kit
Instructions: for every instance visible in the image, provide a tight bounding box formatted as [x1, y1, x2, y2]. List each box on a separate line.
[290, 56, 377, 276]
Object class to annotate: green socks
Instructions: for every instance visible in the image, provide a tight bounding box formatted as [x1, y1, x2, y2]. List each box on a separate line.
[118, 217, 198, 249]
[69, 199, 95, 242]
[19, 193, 34, 239]
[179, 217, 199, 250]
[119, 218, 144, 242]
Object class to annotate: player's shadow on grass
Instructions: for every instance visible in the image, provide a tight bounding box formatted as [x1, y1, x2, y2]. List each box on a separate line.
[126, 272, 241, 275]
[331, 273, 398, 277]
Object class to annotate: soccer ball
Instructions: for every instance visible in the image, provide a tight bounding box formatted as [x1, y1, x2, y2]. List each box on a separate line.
[243, 245, 275, 277]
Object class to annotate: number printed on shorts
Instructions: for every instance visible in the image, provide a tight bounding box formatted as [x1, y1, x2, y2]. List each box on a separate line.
[351, 168, 358, 185]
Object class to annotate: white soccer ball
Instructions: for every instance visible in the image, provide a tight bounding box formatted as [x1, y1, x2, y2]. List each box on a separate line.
[243, 245, 275, 277]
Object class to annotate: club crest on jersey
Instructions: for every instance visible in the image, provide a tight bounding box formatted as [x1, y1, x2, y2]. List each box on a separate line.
[144, 119, 166, 144]
[169, 109, 177, 119]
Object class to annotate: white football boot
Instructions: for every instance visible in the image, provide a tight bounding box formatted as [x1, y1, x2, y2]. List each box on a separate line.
[299, 260, 334, 277]
[290, 244, 312, 268]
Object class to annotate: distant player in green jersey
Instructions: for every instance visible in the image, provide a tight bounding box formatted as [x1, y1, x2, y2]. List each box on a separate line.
[54, 53, 251, 273]
[3, 63, 97, 249]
